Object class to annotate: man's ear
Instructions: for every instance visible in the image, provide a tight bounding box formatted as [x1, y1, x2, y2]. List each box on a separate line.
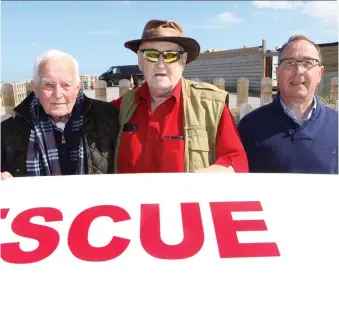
[137, 51, 144, 72]
[182, 52, 188, 64]
[181, 52, 188, 71]
[32, 80, 38, 97]
[318, 65, 325, 83]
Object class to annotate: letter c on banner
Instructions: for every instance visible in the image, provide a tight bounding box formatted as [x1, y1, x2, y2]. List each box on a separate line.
[68, 205, 131, 262]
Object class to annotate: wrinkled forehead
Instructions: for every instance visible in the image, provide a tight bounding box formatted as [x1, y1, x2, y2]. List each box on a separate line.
[38, 58, 77, 81]
[139, 41, 182, 51]
[281, 40, 320, 60]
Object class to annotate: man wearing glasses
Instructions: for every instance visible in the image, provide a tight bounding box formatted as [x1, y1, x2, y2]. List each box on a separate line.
[238, 35, 338, 174]
[112, 19, 248, 174]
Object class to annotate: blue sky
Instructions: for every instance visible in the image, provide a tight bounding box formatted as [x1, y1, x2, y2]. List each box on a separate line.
[1, 1, 338, 82]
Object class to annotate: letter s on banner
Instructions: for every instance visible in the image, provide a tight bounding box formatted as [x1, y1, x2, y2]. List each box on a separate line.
[68, 205, 131, 262]
[1, 207, 63, 264]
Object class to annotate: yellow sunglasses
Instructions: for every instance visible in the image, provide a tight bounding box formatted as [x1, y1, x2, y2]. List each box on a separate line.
[140, 49, 185, 63]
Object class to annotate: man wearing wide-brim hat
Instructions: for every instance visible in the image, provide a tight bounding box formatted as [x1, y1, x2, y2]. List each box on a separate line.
[112, 19, 248, 174]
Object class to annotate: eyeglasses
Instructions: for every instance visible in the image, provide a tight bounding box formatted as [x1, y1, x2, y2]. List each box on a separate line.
[139, 49, 185, 63]
[279, 58, 320, 69]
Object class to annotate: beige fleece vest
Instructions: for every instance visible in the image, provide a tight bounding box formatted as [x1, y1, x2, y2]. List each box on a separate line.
[114, 78, 228, 173]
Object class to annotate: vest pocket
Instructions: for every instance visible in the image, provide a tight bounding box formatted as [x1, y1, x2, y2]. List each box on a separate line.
[187, 129, 210, 171]
[161, 137, 185, 172]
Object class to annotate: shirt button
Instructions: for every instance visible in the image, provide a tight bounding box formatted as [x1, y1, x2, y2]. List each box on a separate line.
[288, 129, 295, 135]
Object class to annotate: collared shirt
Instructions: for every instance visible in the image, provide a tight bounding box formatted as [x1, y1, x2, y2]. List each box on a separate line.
[50, 114, 74, 174]
[112, 80, 248, 173]
[280, 96, 317, 126]
[50, 114, 71, 132]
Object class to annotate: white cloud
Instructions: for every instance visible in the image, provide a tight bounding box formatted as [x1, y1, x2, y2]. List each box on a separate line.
[214, 12, 243, 24]
[252, 1, 297, 9]
[251, 1, 338, 27]
[30, 42, 39, 49]
[299, 1, 338, 27]
[88, 30, 116, 36]
[186, 11, 243, 30]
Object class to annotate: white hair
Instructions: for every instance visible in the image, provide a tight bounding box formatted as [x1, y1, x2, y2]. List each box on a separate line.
[33, 49, 80, 85]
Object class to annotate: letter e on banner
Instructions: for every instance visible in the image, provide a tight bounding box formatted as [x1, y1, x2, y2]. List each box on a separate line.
[210, 201, 280, 258]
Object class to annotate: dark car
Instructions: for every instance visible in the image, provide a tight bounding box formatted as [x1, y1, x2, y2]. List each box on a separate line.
[99, 65, 144, 86]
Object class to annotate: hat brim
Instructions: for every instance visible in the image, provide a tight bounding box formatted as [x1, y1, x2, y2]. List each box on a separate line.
[124, 37, 200, 64]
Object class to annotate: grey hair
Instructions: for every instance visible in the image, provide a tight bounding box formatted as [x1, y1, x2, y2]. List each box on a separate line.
[33, 49, 80, 84]
[278, 35, 322, 65]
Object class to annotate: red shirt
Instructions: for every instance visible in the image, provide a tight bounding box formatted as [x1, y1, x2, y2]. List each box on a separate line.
[112, 80, 248, 173]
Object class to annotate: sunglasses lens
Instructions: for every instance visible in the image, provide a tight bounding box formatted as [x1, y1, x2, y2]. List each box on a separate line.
[143, 50, 160, 62]
[163, 51, 180, 63]
[142, 50, 181, 63]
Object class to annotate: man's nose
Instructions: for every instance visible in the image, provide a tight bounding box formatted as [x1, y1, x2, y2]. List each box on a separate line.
[53, 84, 63, 98]
[156, 56, 166, 68]
[292, 63, 306, 74]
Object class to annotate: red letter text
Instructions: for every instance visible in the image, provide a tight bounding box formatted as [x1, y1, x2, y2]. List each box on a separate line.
[210, 201, 280, 258]
[140, 203, 204, 259]
[1, 207, 63, 264]
[68, 205, 131, 261]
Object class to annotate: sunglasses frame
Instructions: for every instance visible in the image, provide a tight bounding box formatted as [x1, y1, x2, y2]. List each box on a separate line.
[139, 49, 186, 63]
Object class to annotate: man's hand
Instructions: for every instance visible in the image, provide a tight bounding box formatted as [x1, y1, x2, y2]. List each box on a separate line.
[194, 164, 235, 173]
[1, 172, 13, 180]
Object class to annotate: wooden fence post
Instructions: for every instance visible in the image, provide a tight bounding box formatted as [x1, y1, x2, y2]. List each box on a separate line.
[237, 78, 251, 120]
[260, 77, 272, 106]
[191, 78, 202, 82]
[237, 78, 249, 106]
[94, 80, 107, 101]
[330, 77, 338, 110]
[213, 77, 226, 91]
[213, 77, 229, 107]
[119, 79, 130, 97]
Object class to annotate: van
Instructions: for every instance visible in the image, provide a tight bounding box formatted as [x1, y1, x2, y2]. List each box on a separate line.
[99, 65, 144, 86]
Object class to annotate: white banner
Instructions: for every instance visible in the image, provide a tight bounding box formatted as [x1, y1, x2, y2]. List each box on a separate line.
[1, 173, 339, 309]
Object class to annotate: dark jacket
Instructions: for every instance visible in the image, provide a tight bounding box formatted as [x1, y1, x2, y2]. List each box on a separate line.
[1, 92, 119, 176]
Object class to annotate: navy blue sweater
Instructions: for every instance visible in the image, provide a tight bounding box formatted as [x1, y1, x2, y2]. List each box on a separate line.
[238, 96, 338, 174]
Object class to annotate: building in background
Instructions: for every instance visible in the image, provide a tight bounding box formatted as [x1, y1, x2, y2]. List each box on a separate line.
[316, 42, 338, 101]
[183, 44, 265, 94]
[183, 40, 338, 96]
[80, 74, 100, 89]
[0, 79, 32, 107]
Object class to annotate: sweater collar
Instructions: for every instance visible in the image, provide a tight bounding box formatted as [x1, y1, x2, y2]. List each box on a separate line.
[272, 93, 322, 126]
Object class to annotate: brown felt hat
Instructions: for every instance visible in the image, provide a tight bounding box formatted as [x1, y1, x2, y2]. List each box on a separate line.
[124, 19, 200, 64]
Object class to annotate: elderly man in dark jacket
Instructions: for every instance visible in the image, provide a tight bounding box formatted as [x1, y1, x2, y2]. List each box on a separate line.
[1, 49, 118, 179]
